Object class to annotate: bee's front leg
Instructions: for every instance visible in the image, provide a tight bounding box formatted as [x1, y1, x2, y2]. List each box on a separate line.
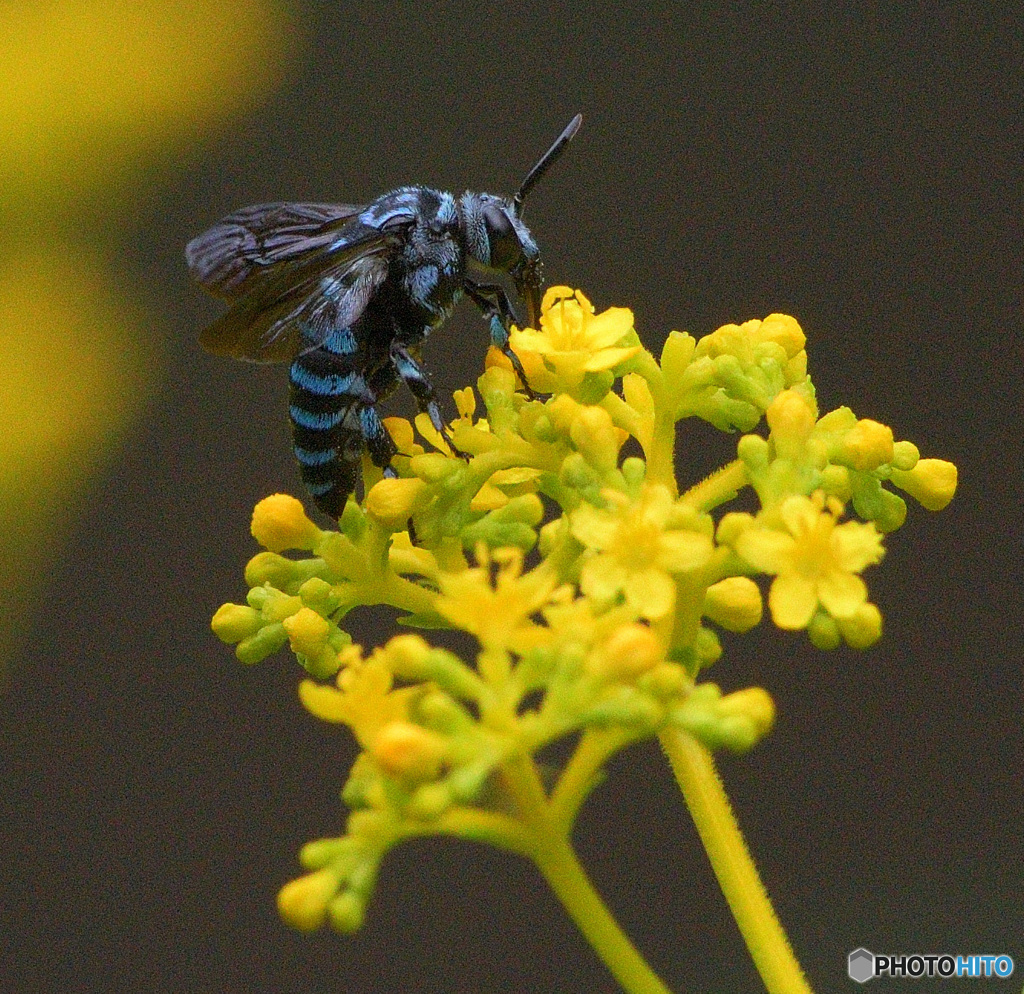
[463, 280, 538, 400]
[390, 343, 469, 460]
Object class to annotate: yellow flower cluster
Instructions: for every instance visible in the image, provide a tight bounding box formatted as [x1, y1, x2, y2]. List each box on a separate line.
[208, 288, 957, 933]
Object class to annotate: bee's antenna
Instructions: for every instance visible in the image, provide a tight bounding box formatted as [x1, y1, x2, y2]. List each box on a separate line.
[513, 113, 582, 217]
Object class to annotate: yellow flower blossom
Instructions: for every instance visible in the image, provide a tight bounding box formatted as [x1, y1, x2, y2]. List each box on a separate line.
[434, 547, 560, 654]
[508, 287, 639, 393]
[298, 645, 418, 750]
[209, 283, 960, 959]
[570, 485, 715, 619]
[735, 492, 884, 630]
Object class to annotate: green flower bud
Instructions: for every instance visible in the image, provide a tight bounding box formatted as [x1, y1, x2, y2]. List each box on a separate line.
[838, 602, 883, 649]
[210, 603, 261, 644]
[807, 612, 841, 650]
[890, 440, 920, 471]
[327, 891, 365, 934]
[737, 433, 770, 469]
[245, 551, 328, 591]
[406, 782, 453, 820]
[693, 626, 722, 669]
[704, 577, 763, 633]
[235, 622, 289, 664]
[620, 456, 646, 490]
[278, 867, 340, 932]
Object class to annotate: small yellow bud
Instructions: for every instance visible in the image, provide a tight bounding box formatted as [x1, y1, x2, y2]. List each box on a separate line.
[210, 603, 261, 643]
[244, 551, 298, 588]
[406, 782, 453, 820]
[766, 389, 816, 456]
[384, 634, 433, 678]
[479, 356, 519, 394]
[282, 607, 331, 657]
[408, 452, 455, 483]
[716, 511, 756, 546]
[365, 476, 427, 525]
[890, 458, 958, 511]
[807, 612, 842, 650]
[737, 433, 770, 469]
[704, 577, 763, 632]
[838, 602, 883, 649]
[718, 686, 775, 735]
[545, 393, 582, 431]
[299, 576, 334, 608]
[783, 350, 808, 385]
[819, 464, 853, 501]
[261, 593, 303, 623]
[327, 891, 365, 934]
[251, 494, 321, 551]
[891, 440, 920, 471]
[758, 314, 806, 358]
[570, 405, 621, 474]
[371, 722, 447, 782]
[591, 623, 663, 680]
[660, 330, 696, 383]
[717, 686, 776, 749]
[277, 867, 339, 932]
[841, 419, 895, 471]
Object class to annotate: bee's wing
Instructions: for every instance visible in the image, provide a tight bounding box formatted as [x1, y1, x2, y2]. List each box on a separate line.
[196, 227, 400, 363]
[186, 202, 367, 301]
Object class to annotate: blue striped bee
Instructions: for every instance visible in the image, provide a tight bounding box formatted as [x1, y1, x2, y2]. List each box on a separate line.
[187, 114, 582, 518]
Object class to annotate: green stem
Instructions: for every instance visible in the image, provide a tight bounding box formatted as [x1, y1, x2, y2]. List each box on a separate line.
[548, 727, 634, 833]
[647, 413, 678, 494]
[533, 835, 676, 994]
[499, 755, 675, 994]
[680, 459, 748, 513]
[659, 729, 814, 994]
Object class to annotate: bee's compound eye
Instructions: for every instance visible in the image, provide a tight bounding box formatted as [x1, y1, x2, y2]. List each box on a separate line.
[483, 203, 522, 270]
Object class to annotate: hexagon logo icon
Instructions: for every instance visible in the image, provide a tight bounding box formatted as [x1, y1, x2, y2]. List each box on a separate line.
[848, 948, 875, 983]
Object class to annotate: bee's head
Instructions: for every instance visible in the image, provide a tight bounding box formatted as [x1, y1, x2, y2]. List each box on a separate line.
[461, 114, 582, 328]
[460, 194, 537, 268]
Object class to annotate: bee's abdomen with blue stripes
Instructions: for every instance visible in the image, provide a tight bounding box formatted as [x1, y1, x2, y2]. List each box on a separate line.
[287, 325, 384, 519]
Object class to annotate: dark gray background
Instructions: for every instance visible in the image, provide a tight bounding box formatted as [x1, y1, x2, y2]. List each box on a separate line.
[2, 4, 1021, 991]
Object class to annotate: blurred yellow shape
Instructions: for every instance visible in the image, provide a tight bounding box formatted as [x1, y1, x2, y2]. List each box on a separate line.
[0, 248, 152, 490]
[0, 0, 292, 669]
[0, 0, 292, 194]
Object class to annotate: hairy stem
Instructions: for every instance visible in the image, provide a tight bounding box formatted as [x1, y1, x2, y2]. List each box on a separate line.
[660, 729, 814, 994]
